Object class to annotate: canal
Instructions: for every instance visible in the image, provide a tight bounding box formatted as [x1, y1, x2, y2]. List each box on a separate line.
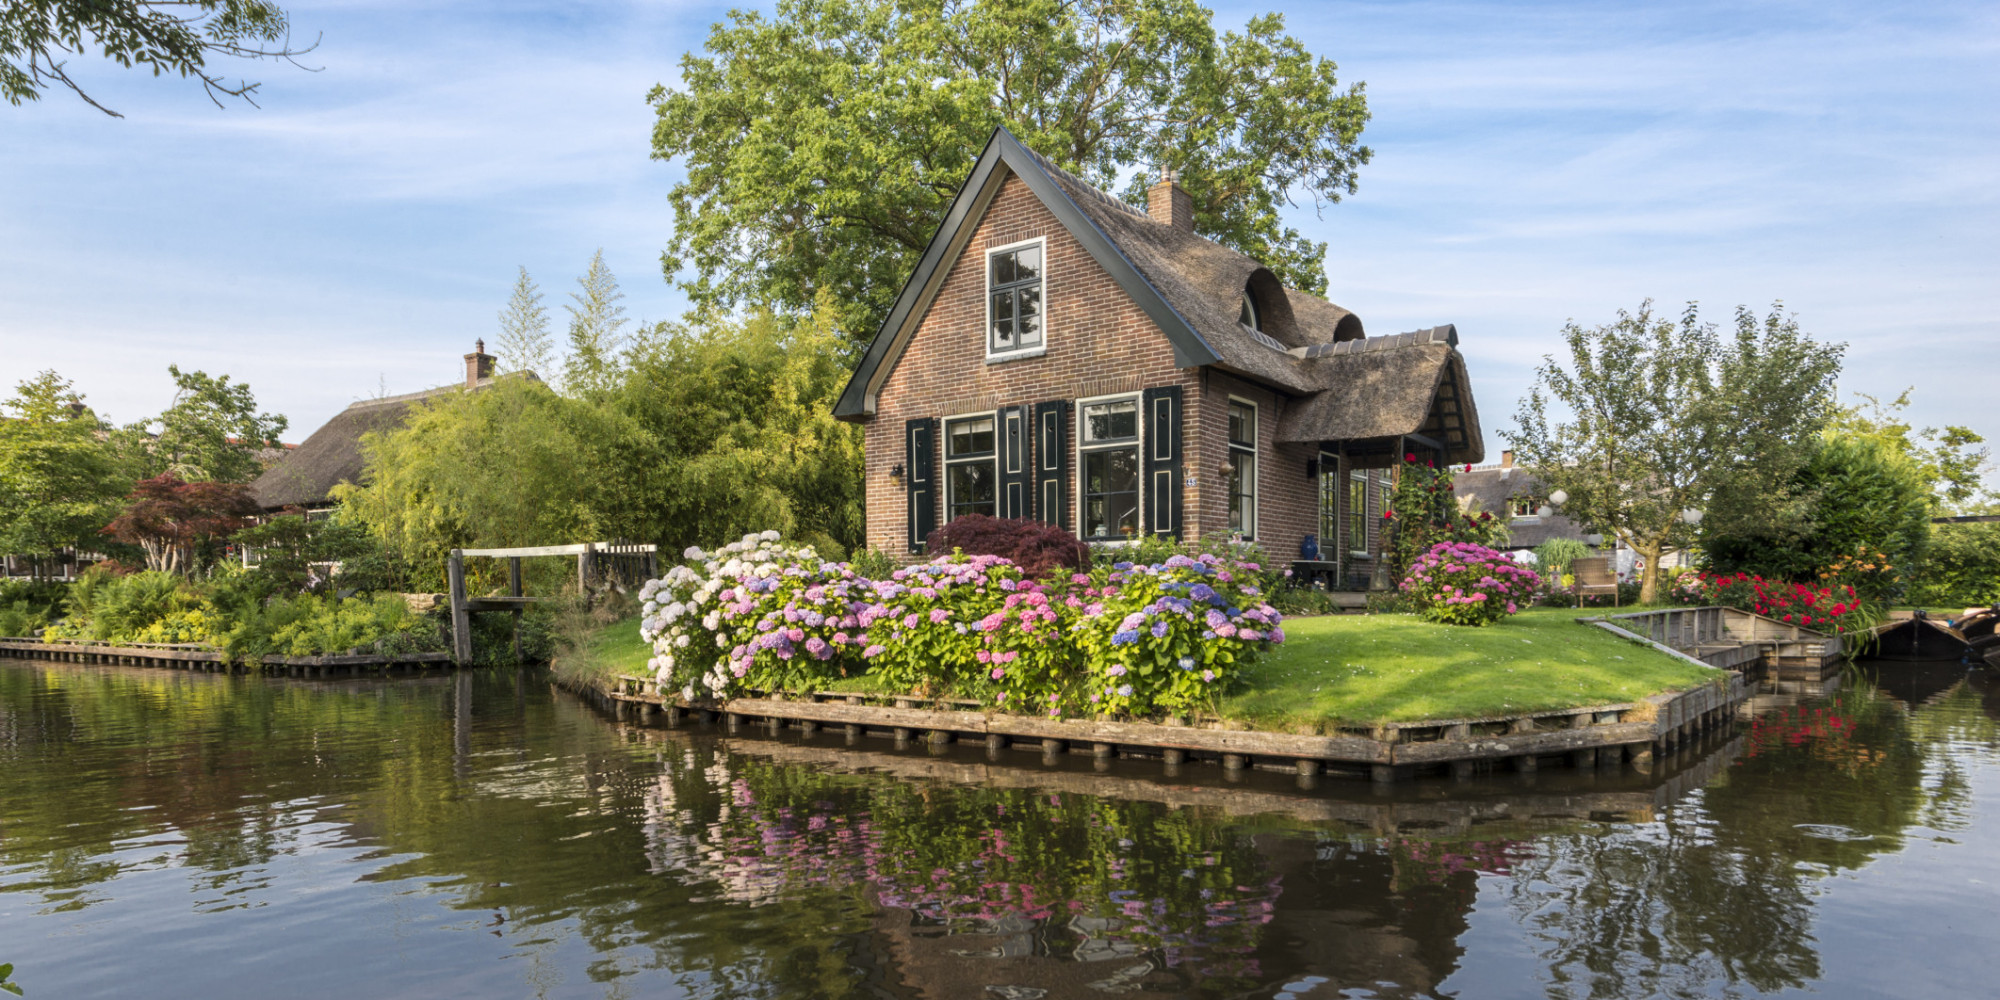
[2, 658, 1995, 999]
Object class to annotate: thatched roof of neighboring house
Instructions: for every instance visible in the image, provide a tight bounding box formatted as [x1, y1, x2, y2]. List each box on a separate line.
[1276, 328, 1483, 465]
[250, 349, 536, 510]
[1452, 463, 1593, 550]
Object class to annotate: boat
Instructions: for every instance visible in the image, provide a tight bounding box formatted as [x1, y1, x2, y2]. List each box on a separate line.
[1958, 606, 2000, 668]
[1869, 610, 1972, 662]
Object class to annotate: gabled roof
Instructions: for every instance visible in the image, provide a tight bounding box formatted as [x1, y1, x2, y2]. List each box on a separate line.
[1453, 466, 1593, 549]
[831, 128, 1480, 461]
[249, 372, 538, 510]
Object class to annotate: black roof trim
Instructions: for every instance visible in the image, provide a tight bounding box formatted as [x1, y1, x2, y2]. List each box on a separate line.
[834, 127, 1219, 419]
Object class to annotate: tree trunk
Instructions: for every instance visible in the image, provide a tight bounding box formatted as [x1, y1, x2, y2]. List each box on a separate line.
[1637, 540, 1666, 605]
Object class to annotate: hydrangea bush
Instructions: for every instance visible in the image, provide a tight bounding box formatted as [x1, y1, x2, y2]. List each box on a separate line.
[639, 532, 1284, 718]
[1400, 542, 1540, 626]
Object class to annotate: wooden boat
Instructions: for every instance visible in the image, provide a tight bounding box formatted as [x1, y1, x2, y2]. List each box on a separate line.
[1870, 611, 1972, 662]
[1958, 607, 2000, 668]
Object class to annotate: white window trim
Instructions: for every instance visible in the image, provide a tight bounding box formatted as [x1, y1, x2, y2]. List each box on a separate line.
[1349, 469, 1372, 558]
[1073, 392, 1143, 543]
[1226, 395, 1259, 541]
[983, 236, 1048, 362]
[942, 410, 998, 524]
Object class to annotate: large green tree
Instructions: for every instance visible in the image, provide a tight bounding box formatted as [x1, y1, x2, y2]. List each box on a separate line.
[1, 0, 315, 117]
[142, 364, 288, 484]
[1826, 389, 1990, 512]
[561, 250, 630, 398]
[493, 266, 556, 378]
[649, 0, 1372, 341]
[1507, 302, 1843, 604]
[0, 371, 129, 576]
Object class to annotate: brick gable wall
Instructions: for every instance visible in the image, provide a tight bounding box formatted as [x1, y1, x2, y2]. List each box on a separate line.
[860, 172, 1383, 568]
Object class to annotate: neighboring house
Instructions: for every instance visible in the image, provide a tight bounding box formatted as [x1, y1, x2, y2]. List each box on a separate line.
[1453, 451, 1686, 579]
[833, 128, 1485, 587]
[250, 341, 523, 513]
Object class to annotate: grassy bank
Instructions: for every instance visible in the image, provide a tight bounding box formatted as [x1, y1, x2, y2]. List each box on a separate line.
[1224, 608, 1718, 727]
[572, 607, 1718, 729]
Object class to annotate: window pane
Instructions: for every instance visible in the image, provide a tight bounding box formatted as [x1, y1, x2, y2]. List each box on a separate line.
[1238, 294, 1256, 329]
[1015, 287, 1041, 346]
[991, 250, 1016, 286]
[1229, 451, 1256, 536]
[1082, 400, 1137, 442]
[948, 417, 994, 457]
[990, 292, 1013, 348]
[1013, 244, 1040, 281]
[949, 463, 995, 519]
[1082, 448, 1139, 538]
[1228, 402, 1255, 448]
[1349, 476, 1368, 552]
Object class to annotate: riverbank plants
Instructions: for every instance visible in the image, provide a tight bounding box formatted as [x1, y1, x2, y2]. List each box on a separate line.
[1400, 542, 1539, 626]
[638, 531, 1285, 719]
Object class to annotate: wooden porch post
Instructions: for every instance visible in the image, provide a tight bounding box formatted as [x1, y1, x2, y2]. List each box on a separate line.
[448, 549, 472, 665]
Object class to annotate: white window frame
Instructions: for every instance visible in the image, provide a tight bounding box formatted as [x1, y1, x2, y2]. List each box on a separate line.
[1074, 392, 1144, 543]
[1238, 292, 1259, 331]
[1226, 395, 1258, 540]
[984, 236, 1048, 362]
[942, 411, 999, 524]
[1509, 495, 1541, 521]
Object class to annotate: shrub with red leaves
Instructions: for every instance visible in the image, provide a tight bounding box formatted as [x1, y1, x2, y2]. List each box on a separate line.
[925, 515, 1090, 578]
[103, 473, 260, 576]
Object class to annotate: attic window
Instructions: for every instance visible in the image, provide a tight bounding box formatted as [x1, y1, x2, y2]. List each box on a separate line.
[987, 239, 1045, 358]
[1238, 293, 1259, 330]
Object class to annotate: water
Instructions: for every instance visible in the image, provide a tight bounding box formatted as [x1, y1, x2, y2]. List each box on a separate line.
[1, 659, 1996, 1000]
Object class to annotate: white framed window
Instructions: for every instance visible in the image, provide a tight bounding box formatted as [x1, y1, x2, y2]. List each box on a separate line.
[1509, 496, 1539, 519]
[1076, 395, 1141, 541]
[944, 414, 997, 522]
[985, 238, 1045, 358]
[1348, 470, 1370, 557]
[1238, 292, 1259, 331]
[1227, 398, 1257, 539]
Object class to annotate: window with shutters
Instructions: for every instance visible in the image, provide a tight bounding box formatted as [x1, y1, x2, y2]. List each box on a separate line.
[944, 415, 997, 522]
[1077, 396, 1140, 540]
[1226, 399, 1258, 539]
[986, 239, 1045, 358]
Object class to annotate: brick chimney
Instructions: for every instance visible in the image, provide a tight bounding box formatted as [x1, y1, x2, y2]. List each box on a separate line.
[464, 338, 495, 388]
[1146, 170, 1194, 232]
[1501, 450, 1515, 469]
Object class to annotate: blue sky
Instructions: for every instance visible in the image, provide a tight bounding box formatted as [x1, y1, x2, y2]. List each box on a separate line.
[3, 0, 1995, 479]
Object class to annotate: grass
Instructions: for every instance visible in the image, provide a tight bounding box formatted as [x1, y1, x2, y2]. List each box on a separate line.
[550, 615, 650, 688]
[563, 607, 1722, 729]
[1221, 608, 1720, 728]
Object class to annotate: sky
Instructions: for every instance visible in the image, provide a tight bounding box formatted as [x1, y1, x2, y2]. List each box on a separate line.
[3, 0, 1995, 480]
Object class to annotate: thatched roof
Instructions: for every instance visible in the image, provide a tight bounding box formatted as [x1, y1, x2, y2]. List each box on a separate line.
[1276, 329, 1485, 465]
[249, 372, 537, 510]
[832, 127, 1482, 458]
[1453, 465, 1594, 550]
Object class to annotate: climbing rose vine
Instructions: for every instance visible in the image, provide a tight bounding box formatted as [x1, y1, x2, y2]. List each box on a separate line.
[1400, 541, 1540, 626]
[639, 533, 1283, 718]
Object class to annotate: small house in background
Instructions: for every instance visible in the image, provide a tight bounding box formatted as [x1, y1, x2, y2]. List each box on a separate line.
[1452, 451, 1686, 580]
[250, 341, 525, 513]
[834, 127, 1485, 590]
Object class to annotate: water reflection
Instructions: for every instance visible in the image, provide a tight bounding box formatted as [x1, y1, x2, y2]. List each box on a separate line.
[1, 660, 1995, 999]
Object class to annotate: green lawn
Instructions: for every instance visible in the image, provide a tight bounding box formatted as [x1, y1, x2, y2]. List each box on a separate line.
[568, 607, 1721, 729]
[1224, 608, 1720, 727]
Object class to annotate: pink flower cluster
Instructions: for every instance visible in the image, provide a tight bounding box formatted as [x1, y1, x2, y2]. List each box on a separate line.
[1399, 541, 1539, 626]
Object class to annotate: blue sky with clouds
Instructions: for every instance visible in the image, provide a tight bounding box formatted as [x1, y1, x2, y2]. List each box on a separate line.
[4, 0, 1994, 478]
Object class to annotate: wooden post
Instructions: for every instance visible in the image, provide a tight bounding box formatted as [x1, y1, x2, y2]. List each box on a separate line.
[509, 556, 524, 662]
[576, 543, 593, 597]
[447, 549, 471, 665]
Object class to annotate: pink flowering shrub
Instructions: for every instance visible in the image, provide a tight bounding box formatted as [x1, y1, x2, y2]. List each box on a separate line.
[640, 532, 1284, 719]
[1399, 542, 1539, 626]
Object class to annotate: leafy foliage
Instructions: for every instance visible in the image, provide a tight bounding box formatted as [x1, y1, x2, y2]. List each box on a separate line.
[1507, 301, 1842, 604]
[1399, 542, 1538, 626]
[648, 0, 1371, 339]
[0, 372, 129, 569]
[561, 250, 630, 397]
[1827, 389, 1991, 512]
[0, 0, 314, 116]
[1907, 504, 2000, 609]
[924, 514, 1090, 578]
[1531, 538, 1593, 582]
[493, 266, 556, 377]
[232, 509, 403, 598]
[144, 364, 288, 484]
[103, 473, 259, 575]
[1385, 456, 1506, 577]
[1677, 572, 1876, 634]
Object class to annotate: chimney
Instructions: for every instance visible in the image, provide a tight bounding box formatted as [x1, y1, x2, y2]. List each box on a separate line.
[464, 338, 495, 388]
[1146, 169, 1194, 232]
[1501, 450, 1515, 469]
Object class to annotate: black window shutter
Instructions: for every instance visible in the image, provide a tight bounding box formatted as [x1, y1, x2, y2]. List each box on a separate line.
[997, 405, 1030, 519]
[905, 418, 937, 553]
[1142, 386, 1184, 538]
[1033, 400, 1069, 529]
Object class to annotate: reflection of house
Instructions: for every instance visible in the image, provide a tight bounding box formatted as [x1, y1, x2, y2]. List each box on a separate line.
[249, 342, 522, 512]
[834, 127, 1484, 579]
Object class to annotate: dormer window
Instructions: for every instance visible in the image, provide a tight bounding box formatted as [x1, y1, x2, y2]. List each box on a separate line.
[1238, 292, 1259, 330]
[987, 239, 1045, 357]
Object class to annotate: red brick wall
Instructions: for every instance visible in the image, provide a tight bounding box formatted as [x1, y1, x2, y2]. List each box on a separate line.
[860, 173, 1337, 564]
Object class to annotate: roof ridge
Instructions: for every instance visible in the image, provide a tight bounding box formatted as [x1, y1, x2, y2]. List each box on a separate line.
[1018, 146, 1148, 220]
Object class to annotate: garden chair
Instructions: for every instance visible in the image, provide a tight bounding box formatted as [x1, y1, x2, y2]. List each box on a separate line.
[1573, 555, 1619, 607]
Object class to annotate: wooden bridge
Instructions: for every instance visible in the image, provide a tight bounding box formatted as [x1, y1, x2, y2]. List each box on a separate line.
[1583, 606, 1844, 691]
[446, 541, 657, 663]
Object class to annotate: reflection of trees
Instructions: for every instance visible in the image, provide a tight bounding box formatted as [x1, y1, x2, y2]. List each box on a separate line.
[1488, 685, 1932, 999]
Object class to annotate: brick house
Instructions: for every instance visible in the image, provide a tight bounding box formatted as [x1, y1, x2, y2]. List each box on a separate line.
[833, 129, 1484, 585]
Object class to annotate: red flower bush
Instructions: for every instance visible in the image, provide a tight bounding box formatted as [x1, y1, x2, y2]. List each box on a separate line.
[1680, 571, 1870, 633]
